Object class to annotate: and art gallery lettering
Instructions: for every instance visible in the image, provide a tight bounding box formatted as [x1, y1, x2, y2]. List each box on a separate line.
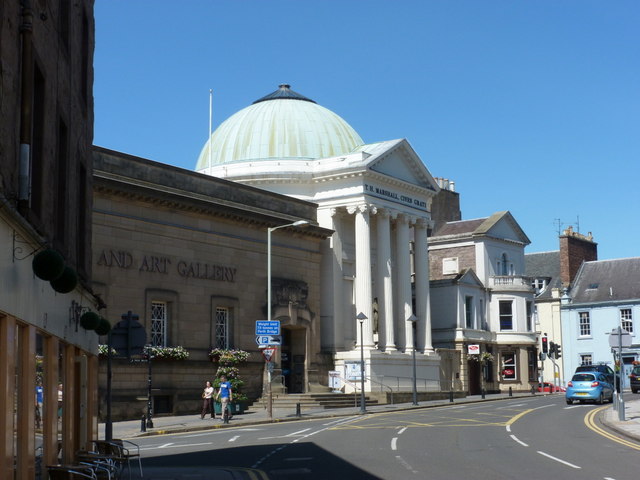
[96, 249, 237, 283]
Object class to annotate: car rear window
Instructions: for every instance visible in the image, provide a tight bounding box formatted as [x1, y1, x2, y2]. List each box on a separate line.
[572, 373, 596, 382]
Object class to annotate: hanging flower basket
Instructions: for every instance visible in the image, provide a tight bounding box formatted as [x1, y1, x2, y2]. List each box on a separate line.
[80, 311, 100, 330]
[50, 266, 78, 293]
[98, 344, 118, 357]
[469, 352, 494, 363]
[32, 249, 65, 281]
[94, 317, 112, 336]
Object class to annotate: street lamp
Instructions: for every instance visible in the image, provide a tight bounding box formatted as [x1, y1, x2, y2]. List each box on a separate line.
[407, 314, 418, 405]
[266, 220, 310, 418]
[357, 312, 367, 413]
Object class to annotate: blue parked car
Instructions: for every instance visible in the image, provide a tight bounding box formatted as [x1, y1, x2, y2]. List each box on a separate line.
[565, 372, 614, 405]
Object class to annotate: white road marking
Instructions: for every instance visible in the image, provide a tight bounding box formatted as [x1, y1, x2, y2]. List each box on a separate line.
[228, 435, 239, 442]
[505, 425, 511, 433]
[288, 428, 312, 436]
[398, 427, 407, 435]
[537, 451, 581, 469]
[395, 455, 419, 474]
[510, 434, 528, 447]
[391, 437, 398, 450]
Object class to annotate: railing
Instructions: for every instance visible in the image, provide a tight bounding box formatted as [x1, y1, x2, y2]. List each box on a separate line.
[371, 374, 442, 395]
[489, 275, 532, 288]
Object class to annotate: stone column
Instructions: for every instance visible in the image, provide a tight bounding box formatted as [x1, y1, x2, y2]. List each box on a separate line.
[349, 204, 374, 347]
[395, 213, 413, 351]
[375, 208, 395, 351]
[329, 208, 345, 350]
[414, 218, 433, 352]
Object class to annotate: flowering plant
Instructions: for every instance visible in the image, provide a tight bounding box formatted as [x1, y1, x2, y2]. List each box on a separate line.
[469, 352, 494, 363]
[208, 348, 250, 364]
[209, 349, 250, 403]
[98, 344, 118, 357]
[144, 345, 190, 360]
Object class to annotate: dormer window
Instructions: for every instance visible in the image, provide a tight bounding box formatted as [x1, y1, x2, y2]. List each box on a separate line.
[532, 278, 548, 294]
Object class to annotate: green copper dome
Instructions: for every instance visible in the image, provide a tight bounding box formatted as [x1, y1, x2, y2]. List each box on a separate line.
[196, 84, 363, 169]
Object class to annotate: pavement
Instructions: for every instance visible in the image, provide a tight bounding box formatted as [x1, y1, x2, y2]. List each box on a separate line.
[98, 392, 640, 479]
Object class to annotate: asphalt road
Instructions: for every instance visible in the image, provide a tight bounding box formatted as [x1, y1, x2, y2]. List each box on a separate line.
[135, 396, 640, 479]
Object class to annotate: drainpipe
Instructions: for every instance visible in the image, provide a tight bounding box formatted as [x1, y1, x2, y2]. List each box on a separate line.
[19, 0, 34, 207]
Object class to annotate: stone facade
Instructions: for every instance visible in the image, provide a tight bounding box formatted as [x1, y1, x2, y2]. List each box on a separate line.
[92, 147, 332, 419]
[1, 1, 99, 476]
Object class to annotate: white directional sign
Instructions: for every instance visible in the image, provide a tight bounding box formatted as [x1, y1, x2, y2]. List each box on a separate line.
[256, 335, 281, 346]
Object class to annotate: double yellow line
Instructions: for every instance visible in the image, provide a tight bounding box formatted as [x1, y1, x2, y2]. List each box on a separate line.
[585, 406, 640, 451]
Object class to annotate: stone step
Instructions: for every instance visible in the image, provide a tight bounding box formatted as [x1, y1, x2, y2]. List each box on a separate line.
[247, 392, 379, 411]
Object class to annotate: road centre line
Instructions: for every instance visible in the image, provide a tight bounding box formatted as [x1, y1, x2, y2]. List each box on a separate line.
[229, 436, 239, 442]
[398, 427, 407, 435]
[537, 451, 581, 469]
[510, 434, 528, 447]
[391, 437, 398, 450]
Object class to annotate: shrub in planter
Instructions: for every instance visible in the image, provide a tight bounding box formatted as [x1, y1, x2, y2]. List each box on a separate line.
[80, 311, 100, 330]
[32, 249, 65, 281]
[210, 349, 250, 411]
[50, 266, 78, 293]
[94, 317, 112, 336]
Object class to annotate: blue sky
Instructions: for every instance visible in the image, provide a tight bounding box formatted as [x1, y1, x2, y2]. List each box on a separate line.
[94, 1, 639, 260]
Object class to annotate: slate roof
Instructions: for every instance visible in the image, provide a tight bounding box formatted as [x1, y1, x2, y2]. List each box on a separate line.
[570, 257, 640, 304]
[433, 218, 487, 237]
[431, 211, 530, 245]
[525, 251, 563, 300]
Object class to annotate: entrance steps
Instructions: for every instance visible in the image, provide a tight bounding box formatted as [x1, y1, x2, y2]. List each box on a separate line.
[247, 392, 379, 411]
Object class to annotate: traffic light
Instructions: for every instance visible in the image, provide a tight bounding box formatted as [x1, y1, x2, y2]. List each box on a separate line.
[549, 341, 556, 356]
[555, 344, 562, 359]
[541, 336, 548, 353]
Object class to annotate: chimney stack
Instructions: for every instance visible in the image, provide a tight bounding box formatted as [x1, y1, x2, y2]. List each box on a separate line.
[559, 227, 597, 287]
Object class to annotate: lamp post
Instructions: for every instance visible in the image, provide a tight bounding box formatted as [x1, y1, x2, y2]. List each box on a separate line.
[144, 345, 154, 428]
[407, 314, 418, 405]
[357, 312, 367, 413]
[266, 220, 309, 418]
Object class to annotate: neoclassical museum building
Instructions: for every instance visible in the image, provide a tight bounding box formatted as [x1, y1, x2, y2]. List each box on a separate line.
[196, 85, 444, 395]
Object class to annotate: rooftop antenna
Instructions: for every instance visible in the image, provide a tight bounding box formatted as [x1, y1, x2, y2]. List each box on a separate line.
[554, 218, 564, 236]
[208, 88, 213, 171]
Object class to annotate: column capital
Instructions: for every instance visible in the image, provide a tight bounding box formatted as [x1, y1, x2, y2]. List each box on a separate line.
[372, 206, 391, 219]
[346, 203, 372, 215]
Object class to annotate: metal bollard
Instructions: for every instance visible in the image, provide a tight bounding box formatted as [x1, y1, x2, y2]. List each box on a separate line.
[296, 402, 301, 417]
[449, 391, 454, 403]
[140, 415, 146, 432]
[509, 387, 513, 397]
[481, 388, 485, 399]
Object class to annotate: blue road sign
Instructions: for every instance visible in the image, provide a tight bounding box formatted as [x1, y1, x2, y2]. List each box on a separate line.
[256, 320, 280, 336]
[256, 335, 282, 346]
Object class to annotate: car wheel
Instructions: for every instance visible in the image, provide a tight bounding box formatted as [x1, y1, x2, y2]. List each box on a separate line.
[632, 389, 638, 394]
[597, 392, 604, 405]
[566, 399, 573, 405]
[608, 393, 614, 403]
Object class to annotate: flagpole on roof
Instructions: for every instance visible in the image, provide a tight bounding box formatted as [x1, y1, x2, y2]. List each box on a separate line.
[208, 88, 213, 171]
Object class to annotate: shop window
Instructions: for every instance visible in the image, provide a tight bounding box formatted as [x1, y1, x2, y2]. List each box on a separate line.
[499, 301, 513, 330]
[501, 351, 517, 380]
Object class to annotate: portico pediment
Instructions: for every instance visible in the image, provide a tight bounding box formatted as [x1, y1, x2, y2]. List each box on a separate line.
[358, 139, 439, 193]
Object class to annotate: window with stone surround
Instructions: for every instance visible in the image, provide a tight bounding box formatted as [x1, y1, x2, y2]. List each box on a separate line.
[151, 301, 167, 347]
[501, 351, 517, 380]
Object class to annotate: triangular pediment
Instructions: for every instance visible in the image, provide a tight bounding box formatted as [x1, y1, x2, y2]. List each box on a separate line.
[476, 211, 531, 245]
[457, 269, 484, 287]
[355, 139, 439, 192]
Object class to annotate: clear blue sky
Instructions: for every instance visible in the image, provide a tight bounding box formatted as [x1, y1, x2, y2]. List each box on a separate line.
[94, 1, 639, 261]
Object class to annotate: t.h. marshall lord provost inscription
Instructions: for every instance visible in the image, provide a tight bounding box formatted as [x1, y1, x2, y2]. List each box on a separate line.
[96, 249, 237, 282]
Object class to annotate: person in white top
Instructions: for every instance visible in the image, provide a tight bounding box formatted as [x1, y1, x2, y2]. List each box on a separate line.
[201, 381, 215, 419]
